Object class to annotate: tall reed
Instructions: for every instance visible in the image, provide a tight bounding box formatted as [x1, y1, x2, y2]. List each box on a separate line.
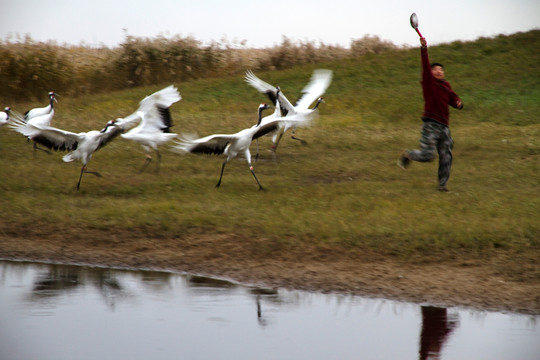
[0, 34, 398, 101]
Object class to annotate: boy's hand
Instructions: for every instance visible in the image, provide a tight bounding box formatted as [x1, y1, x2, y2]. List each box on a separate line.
[420, 37, 427, 47]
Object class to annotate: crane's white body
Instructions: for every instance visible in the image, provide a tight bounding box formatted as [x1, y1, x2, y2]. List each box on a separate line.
[116, 85, 181, 172]
[173, 102, 313, 189]
[114, 85, 181, 131]
[60, 128, 118, 165]
[0, 107, 10, 128]
[24, 92, 57, 121]
[122, 124, 178, 152]
[22, 92, 57, 153]
[10, 85, 180, 189]
[245, 69, 332, 120]
[10, 114, 121, 189]
[244, 69, 332, 154]
[27, 109, 55, 127]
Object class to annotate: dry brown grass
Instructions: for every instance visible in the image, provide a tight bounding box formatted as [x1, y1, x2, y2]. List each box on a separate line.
[0, 34, 397, 101]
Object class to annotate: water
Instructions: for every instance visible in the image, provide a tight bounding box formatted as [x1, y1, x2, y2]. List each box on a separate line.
[0, 260, 538, 360]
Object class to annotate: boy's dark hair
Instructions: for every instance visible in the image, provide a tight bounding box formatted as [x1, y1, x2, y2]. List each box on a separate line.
[431, 62, 445, 69]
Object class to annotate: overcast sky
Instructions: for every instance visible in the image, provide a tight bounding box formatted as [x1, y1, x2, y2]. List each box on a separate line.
[2, 0, 539, 48]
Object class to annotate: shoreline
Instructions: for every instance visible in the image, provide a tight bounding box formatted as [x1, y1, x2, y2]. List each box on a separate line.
[1, 234, 538, 315]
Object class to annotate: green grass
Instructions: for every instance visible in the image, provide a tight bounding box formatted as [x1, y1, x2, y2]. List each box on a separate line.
[0, 31, 538, 267]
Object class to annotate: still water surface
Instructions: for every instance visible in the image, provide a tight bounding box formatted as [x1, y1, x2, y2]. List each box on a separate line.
[0, 260, 538, 360]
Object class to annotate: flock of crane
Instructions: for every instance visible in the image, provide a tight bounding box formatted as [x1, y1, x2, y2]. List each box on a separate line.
[1, 69, 333, 191]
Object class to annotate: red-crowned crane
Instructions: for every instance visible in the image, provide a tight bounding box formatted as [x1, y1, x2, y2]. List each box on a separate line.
[114, 85, 181, 173]
[0, 107, 10, 150]
[24, 91, 57, 121]
[0, 107, 10, 128]
[23, 92, 58, 153]
[245, 69, 332, 158]
[9, 86, 179, 190]
[10, 116, 122, 190]
[173, 95, 313, 190]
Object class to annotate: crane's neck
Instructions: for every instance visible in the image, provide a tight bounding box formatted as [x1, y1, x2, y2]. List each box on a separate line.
[256, 106, 264, 126]
[100, 122, 114, 133]
[274, 88, 281, 114]
[311, 97, 323, 111]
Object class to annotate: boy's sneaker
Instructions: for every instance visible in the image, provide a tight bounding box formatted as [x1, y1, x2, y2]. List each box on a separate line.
[397, 151, 411, 169]
[438, 184, 449, 192]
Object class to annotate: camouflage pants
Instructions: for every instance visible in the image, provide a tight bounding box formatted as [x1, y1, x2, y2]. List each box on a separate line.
[408, 120, 453, 187]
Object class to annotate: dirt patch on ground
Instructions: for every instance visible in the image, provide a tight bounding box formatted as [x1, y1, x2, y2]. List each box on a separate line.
[1, 232, 538, 315]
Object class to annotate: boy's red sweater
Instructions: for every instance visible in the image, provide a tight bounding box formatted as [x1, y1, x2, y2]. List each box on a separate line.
[421, 46, 462, 126]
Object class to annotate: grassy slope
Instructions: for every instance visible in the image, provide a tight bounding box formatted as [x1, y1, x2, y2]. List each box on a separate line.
[0, 31, 538, 275]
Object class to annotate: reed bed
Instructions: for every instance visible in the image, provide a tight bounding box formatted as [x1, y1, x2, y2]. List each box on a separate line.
[0, 34, 396, 101]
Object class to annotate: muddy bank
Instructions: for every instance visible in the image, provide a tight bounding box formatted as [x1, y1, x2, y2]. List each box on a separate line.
[1, 233, 538, 315]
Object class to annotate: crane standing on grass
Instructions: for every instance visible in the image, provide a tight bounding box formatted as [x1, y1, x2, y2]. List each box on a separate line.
[24, 91, 57, 121]
[23, 91, 58, 153]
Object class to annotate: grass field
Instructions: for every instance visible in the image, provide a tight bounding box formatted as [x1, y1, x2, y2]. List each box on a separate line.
[0, 31, 538, 282]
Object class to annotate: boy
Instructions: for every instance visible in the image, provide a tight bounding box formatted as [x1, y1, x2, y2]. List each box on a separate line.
[398, 37, 463, 192]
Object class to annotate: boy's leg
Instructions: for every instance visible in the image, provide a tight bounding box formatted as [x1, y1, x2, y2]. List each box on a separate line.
[437, 126, 453, 191]
[408, 122, 437, 162]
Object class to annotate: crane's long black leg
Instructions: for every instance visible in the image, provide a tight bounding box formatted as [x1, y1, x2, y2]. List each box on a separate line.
[154, 149, 162, 174]
[33, 142, 51, 155]
[215, 160, 227, 188]
[76, 165, 86, 191]
[77, 165, 103, 191]
[77, 165, 102, 191]
[249, 165, 264, 191]
[255, 139, 260, 161]
[245, 150, 264, 190]
[291, 130, 307, 144]
[273, 130, 284, 151]
[271, 130, 285, 163]
[139, 153, 152, 173]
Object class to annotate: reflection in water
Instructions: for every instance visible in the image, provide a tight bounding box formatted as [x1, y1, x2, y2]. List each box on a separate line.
[187, 275, 236, 288]
[1, 261, 538, 360]
[32, 265, 79, 296]
[419, 306, 459, 360]
[28, 265, 129, 310]
[24, 264, 176, 310]
[250, 288, 279, 327]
